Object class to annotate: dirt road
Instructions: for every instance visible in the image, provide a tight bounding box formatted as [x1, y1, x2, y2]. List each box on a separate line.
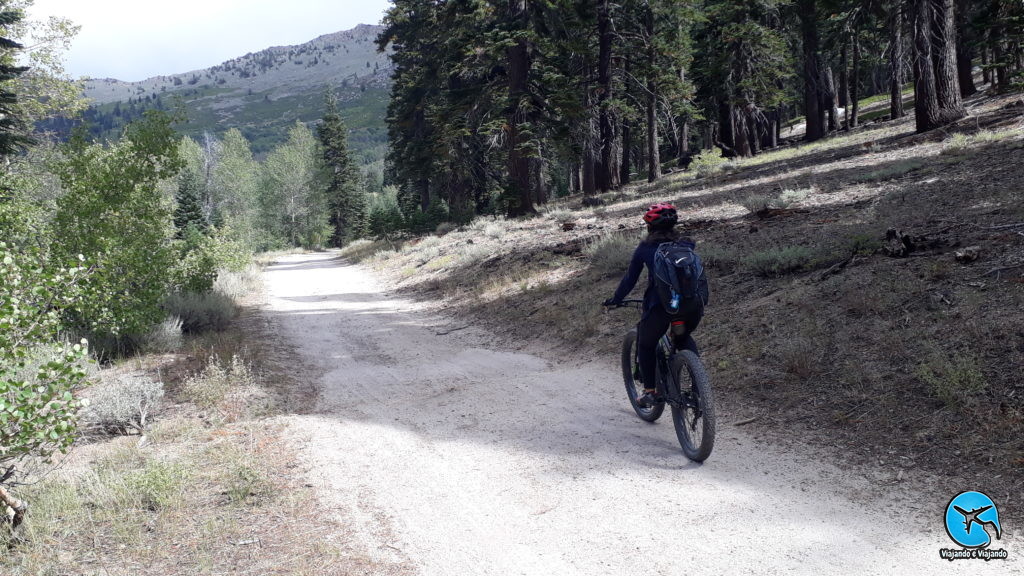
[263, 252, 1017, 575]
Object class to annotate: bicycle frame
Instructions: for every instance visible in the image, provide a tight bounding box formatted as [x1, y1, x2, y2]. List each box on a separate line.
[655, 338, 699, 410]
[618, 299, 697, 411]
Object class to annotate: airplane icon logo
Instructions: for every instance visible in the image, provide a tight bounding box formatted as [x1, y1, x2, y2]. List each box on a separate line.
[945, 492, 1003, 549]
[953, 504, 1002, 540]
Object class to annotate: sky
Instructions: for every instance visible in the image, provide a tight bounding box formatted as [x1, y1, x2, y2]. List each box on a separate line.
[27, 0, 392, 82]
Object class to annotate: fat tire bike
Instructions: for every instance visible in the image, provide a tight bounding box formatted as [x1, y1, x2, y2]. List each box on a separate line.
[612, 299, 716, 462]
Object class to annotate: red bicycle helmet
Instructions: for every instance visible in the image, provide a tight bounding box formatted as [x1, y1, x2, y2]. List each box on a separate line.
[643, 203, 678, 227]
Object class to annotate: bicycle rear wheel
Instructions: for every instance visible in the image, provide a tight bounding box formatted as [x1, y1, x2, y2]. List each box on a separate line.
[621, 328, 664, 422]
[670, 350, 716, 462]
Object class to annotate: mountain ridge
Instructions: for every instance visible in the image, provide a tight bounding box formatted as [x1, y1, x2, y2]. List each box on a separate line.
[78, 24, 392, 158]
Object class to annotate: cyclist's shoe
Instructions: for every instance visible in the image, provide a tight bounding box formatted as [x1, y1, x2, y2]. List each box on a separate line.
[636, 390, 661, 408]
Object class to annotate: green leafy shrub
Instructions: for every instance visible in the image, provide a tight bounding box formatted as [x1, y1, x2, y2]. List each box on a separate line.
[690, 148, 728, 176]
[164, 291, 237, 334]
[0, 243, 90, 469]
[916, 352, 987, 408]
[209, 226, 254, 273]
[740, 193, 771, 213]
[80, 374, 164, 434]
[52, 111, 184, 343]
[743, 245, 813, 276]
[173, 227, 219, 294]
[843, 232, 884, 256]
[700, 244, 738, 270]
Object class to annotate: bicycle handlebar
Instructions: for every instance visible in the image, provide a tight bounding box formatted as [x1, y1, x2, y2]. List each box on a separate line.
[606, 299, 644, 309]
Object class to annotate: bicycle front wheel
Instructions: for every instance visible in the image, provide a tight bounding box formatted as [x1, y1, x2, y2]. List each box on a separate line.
[621, 328, 664, 422]
[670, 350, 716, 462]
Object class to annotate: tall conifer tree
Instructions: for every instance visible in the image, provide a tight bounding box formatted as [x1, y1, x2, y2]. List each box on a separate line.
[317, 91, 366, 245]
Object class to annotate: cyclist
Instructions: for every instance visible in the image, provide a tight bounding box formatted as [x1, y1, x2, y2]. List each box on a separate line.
[603, 203, 703, 407]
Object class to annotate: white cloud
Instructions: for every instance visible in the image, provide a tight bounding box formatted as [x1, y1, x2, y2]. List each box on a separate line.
[27, 0, 391, 81]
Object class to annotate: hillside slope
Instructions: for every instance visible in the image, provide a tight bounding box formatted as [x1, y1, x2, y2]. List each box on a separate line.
[77, 24, 391, 156]
[343, 92, 1024, 522]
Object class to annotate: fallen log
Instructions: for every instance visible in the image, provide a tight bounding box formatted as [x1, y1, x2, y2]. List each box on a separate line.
[0, 485, 27, 529]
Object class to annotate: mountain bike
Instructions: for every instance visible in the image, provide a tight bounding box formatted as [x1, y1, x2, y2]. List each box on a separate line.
[611, 299, 716, 462]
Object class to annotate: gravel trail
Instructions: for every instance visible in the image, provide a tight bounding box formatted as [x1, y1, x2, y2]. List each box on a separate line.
[264, 252, 1017, 575]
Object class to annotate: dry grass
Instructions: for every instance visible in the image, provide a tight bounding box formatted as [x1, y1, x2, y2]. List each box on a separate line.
[742, 245, 814, 276]
[915, 351, 988, 408]
[181, 354, 258, 419]
[852, 158, 927, 182]
[584, 233, 637, 277]
[0, 421, 389, 576]
[338, 238, 405, 264]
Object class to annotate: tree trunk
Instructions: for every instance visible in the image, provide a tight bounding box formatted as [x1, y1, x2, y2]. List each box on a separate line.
[417, 179, 430, 212]
[506, 29, 534, 215]
[913, 0, 944, 131]
[840, 41, 850, 126]
[775, 106, 782, 144]
[597, 0, 614, 192]
[824, 66, 840, 132]
[839, 42, 847, 109]
[644, 3, 660, 182]
[994, 41, 1007, 90]
[532, 155, 547, 206]
[760, 109, 778, 149]
[718, 99, 736, 157]
[981, 41, 991, 84]
[891, 5, 906, 119]
[991, 13, 1008, 91]
[851, 35, 860, 128]
[678, 119, 690, 162]
[582, 142, 596, 196]
[799, 0, 826, 141]
[621, 117, 632, 185]
[931, 0, 966, 119]
[955, 0, 977, 96]
[732, 107, 752, 158]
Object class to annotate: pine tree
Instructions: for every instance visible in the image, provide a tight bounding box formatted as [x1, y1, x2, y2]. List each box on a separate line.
[912, 0, 965, 132]
[694, 0, 791, 157]
[317, 91, 366, 245]
[173, 167, 208, 238]
[0, 2, 30, 162]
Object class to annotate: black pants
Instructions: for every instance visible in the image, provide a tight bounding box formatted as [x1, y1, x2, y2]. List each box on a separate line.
[637, 301, 702, 391]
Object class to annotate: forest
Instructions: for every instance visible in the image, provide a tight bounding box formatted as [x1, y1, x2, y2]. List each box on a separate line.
[378, 0, 1024, 222]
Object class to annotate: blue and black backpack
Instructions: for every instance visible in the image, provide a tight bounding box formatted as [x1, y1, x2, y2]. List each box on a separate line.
[652, 239, 710, 314]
